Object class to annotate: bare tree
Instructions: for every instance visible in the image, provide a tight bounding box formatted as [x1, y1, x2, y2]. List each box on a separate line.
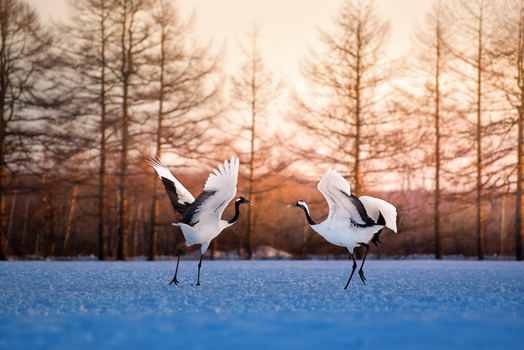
[60, 0, 121, 260]
[230, 24, 287, 259]
[292, 0, 392, 196]
[411, 0, 458, 259]
[109, 0, 153, 261]
[491, 0, 524, 260]
[448, 0, 498, 260]
[145, 0, 224, 260]
[0, 0, 55, 259]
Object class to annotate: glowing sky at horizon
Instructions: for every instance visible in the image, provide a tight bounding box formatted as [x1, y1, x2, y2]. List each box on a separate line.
[27, 0, 434, 89]
[24, 0, 437, 187]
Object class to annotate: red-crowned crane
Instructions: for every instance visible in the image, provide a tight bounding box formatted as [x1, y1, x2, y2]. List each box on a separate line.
[148, 156, 254, 286]
[289, 168, 397, 289]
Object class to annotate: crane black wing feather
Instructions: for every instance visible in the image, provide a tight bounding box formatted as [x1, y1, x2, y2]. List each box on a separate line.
[161, 177, 192, 216]
[181, 190, 217, 226]
[346, 193, 375, 227]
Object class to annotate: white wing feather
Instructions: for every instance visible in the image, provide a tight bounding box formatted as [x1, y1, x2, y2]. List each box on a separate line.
[359, 196, 398, 233]
[192, 156, 239, 224]
[146, 157, 195, 205]
[317, 168, 366, 225]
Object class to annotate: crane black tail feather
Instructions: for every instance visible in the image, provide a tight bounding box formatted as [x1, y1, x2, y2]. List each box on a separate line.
[370, 228, 383, 247]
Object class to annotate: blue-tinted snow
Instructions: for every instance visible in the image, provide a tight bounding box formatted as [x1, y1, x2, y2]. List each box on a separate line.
[0, 260, 523, 349]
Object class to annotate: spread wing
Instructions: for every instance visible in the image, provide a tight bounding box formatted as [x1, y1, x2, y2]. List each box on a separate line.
[317, 168, 373, 226]
[147, 157, 195, 216]
[181, 156, 239, 226]
[359, 196, 398, 233]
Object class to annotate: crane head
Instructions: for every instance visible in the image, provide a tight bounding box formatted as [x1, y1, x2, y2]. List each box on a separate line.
[237, 197, 255, 206]
[288, 200, 308, 211]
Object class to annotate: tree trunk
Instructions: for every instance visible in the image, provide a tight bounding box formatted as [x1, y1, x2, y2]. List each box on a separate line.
[148, 25, 165, 261]
[434, 19, 443, 260]
[98, 120, 108, 260]
[245, 35, 257, 261]
[245, 109, 255, 260]
[63, 185, 78, 255]
[117, 93, 129, 261]
[354, 29, 362, 198]
[516, 99, 523, 261]
[98, 1, 108, 261]
[148, 171, 160, 261]
[354, 33, 363, 260]
[516, 6, 524, 261]
[0, 83, 7, 261]
[133, 201, 142, 258]
[5, 189, 16, 249]
[475, 4, 485, 261]
[117, 4, 130, 261]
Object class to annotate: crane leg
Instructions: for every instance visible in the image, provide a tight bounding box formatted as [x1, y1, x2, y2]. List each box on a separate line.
[169, 245, 187, 285]
[358, 243, 370, 284]
[344, 253, 358, 289]
[196, 254, 204, 286]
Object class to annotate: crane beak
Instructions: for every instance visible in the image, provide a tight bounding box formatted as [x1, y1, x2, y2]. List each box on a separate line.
[287, 203, 297, 208]
[245, 200, 255, 206]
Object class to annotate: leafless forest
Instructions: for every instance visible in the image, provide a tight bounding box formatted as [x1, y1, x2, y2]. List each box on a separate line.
[1, 0, 523, 261]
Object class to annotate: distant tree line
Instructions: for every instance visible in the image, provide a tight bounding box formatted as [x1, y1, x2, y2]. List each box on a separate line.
[0, 0, 522, 261]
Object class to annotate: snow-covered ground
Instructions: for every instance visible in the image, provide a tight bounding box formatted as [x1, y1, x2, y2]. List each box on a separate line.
[0, 260, 523, 349]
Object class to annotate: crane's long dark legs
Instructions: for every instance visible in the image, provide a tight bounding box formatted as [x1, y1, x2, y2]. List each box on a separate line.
[344, 253, 358, 289]
[169, 245, 187, 285]
[358, 243, 370, 284]
[196, 254, 204, 286]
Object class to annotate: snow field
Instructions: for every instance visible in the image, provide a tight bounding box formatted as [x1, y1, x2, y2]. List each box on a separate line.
[0, 260, 523, 349]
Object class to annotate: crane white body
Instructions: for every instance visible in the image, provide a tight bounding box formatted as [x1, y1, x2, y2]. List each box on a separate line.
[289, 168, 397, 288]
[148, 156, 253, 285]
[312, 221, 385, 252]
[172, 220, 232, 254]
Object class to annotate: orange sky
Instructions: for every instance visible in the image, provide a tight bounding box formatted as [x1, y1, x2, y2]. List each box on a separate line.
[28, 0, 434, 89]
[25, 0, 436, 183]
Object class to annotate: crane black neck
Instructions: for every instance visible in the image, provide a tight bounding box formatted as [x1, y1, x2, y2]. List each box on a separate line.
[227, 199, 244, 225]
[299, 204, 317, 226]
